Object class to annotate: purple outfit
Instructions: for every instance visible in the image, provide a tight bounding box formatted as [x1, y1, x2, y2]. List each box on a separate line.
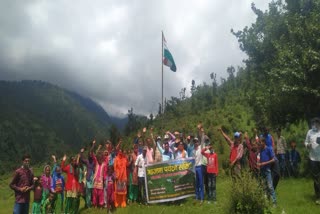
[10, 167, 34, 203]
[40, 174, 52, 191]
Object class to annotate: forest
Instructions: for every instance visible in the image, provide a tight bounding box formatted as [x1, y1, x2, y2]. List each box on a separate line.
[0, 80, 112, 174]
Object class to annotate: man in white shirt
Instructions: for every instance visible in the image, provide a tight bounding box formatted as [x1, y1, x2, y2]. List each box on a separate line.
[192, 138, 203, 203]
[305, 117, 320, 205]
[135, 146, 148, 205]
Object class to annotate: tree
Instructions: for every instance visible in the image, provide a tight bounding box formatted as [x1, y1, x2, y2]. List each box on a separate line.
[158, 103, 162, 116]
[109, 124, 120, 146]
[232, 0, 320, 125]
[125, 107, 135, 136]
[149, 113, 154, 123]
[191, 80, 196, 95]
[179, 87, 186, 100]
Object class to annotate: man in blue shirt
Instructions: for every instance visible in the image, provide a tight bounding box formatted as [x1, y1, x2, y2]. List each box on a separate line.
[187, 134, 195, 158]
[261, 127, 280, 190]
[156, 140, 173, 162]
[258, 137, 277, 206]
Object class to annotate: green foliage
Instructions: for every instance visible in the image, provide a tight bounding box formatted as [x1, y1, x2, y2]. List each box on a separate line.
[229, 170, 270, 214]
[0, 80, 111, 175]
[232, 0, 320, 125]
[124, 107, 148, 136]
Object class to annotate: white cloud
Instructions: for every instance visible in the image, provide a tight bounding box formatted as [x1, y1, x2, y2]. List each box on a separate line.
[0, 0, 271, 116]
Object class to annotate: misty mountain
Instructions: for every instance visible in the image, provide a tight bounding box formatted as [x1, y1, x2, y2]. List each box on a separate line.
[0, 80, 119, 174]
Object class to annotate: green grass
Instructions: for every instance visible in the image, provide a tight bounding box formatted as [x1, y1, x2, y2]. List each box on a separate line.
[1, 171, 319, 214]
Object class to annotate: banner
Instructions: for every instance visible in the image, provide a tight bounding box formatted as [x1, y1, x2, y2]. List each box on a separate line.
[145, 158, 195, 203]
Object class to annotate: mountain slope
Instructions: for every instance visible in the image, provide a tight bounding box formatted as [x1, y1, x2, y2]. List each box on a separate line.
[0, 80, 112, 174]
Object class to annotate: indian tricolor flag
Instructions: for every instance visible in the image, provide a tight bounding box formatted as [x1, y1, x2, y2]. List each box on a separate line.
[163, 34, 177, 72]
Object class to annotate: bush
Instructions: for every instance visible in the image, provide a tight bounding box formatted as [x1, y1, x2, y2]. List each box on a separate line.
[228, 170, 270, 214]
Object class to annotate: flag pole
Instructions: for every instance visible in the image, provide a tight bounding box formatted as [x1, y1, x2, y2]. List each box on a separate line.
[161, 31, 164, 114]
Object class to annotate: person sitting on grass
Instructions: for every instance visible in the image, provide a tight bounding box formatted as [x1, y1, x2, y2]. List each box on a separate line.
[41, 191, 56, 214]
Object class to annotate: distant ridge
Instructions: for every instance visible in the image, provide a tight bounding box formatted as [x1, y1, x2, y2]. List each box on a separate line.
[0, 80, 115, 174]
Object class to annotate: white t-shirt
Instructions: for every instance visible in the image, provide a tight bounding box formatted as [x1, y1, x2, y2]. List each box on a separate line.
[193, 147, 202, 166]
[175, 149, 188, 159]
[305, 129, 320, 161]
[135, 154, 148, 177]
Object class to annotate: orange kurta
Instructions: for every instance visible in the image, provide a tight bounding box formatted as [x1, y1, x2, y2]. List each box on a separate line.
[114, 154, 128, 207]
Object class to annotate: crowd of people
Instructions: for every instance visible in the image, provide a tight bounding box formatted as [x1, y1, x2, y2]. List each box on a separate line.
[9, 117, 320, 213]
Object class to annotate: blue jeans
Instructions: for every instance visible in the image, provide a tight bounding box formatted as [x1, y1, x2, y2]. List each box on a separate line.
[261, 169, 276, 204]
[195, 166, 204, 200]
[207, 173, 216, 201]
[13, 202, 29, 214]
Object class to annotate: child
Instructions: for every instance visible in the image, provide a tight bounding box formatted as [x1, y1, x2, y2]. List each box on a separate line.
[31, 177, 42, 214]
[288, 141, 301, 177]
[201, 143, 219, 202]
[106, 165, 115, 213]
[51, 166, 65, 213]
[42, 191, 55, 214]
[40, 165, 52, 205]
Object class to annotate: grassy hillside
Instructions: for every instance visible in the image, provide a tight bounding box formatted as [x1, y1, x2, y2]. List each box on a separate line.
[0, 80, 112, 174]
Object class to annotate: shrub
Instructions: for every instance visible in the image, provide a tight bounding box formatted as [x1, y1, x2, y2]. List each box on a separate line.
[228, 170, 270, 214]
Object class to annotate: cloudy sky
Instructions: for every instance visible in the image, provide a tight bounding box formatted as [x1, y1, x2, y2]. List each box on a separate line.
[0, 0, 271, 117]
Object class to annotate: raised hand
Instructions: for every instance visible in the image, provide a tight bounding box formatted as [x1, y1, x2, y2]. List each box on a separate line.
[51, 155, 57, 163]
[244, 132, 248, 139]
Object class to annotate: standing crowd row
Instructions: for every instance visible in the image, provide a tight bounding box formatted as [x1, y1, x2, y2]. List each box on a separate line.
[10, 118, 320, 213]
